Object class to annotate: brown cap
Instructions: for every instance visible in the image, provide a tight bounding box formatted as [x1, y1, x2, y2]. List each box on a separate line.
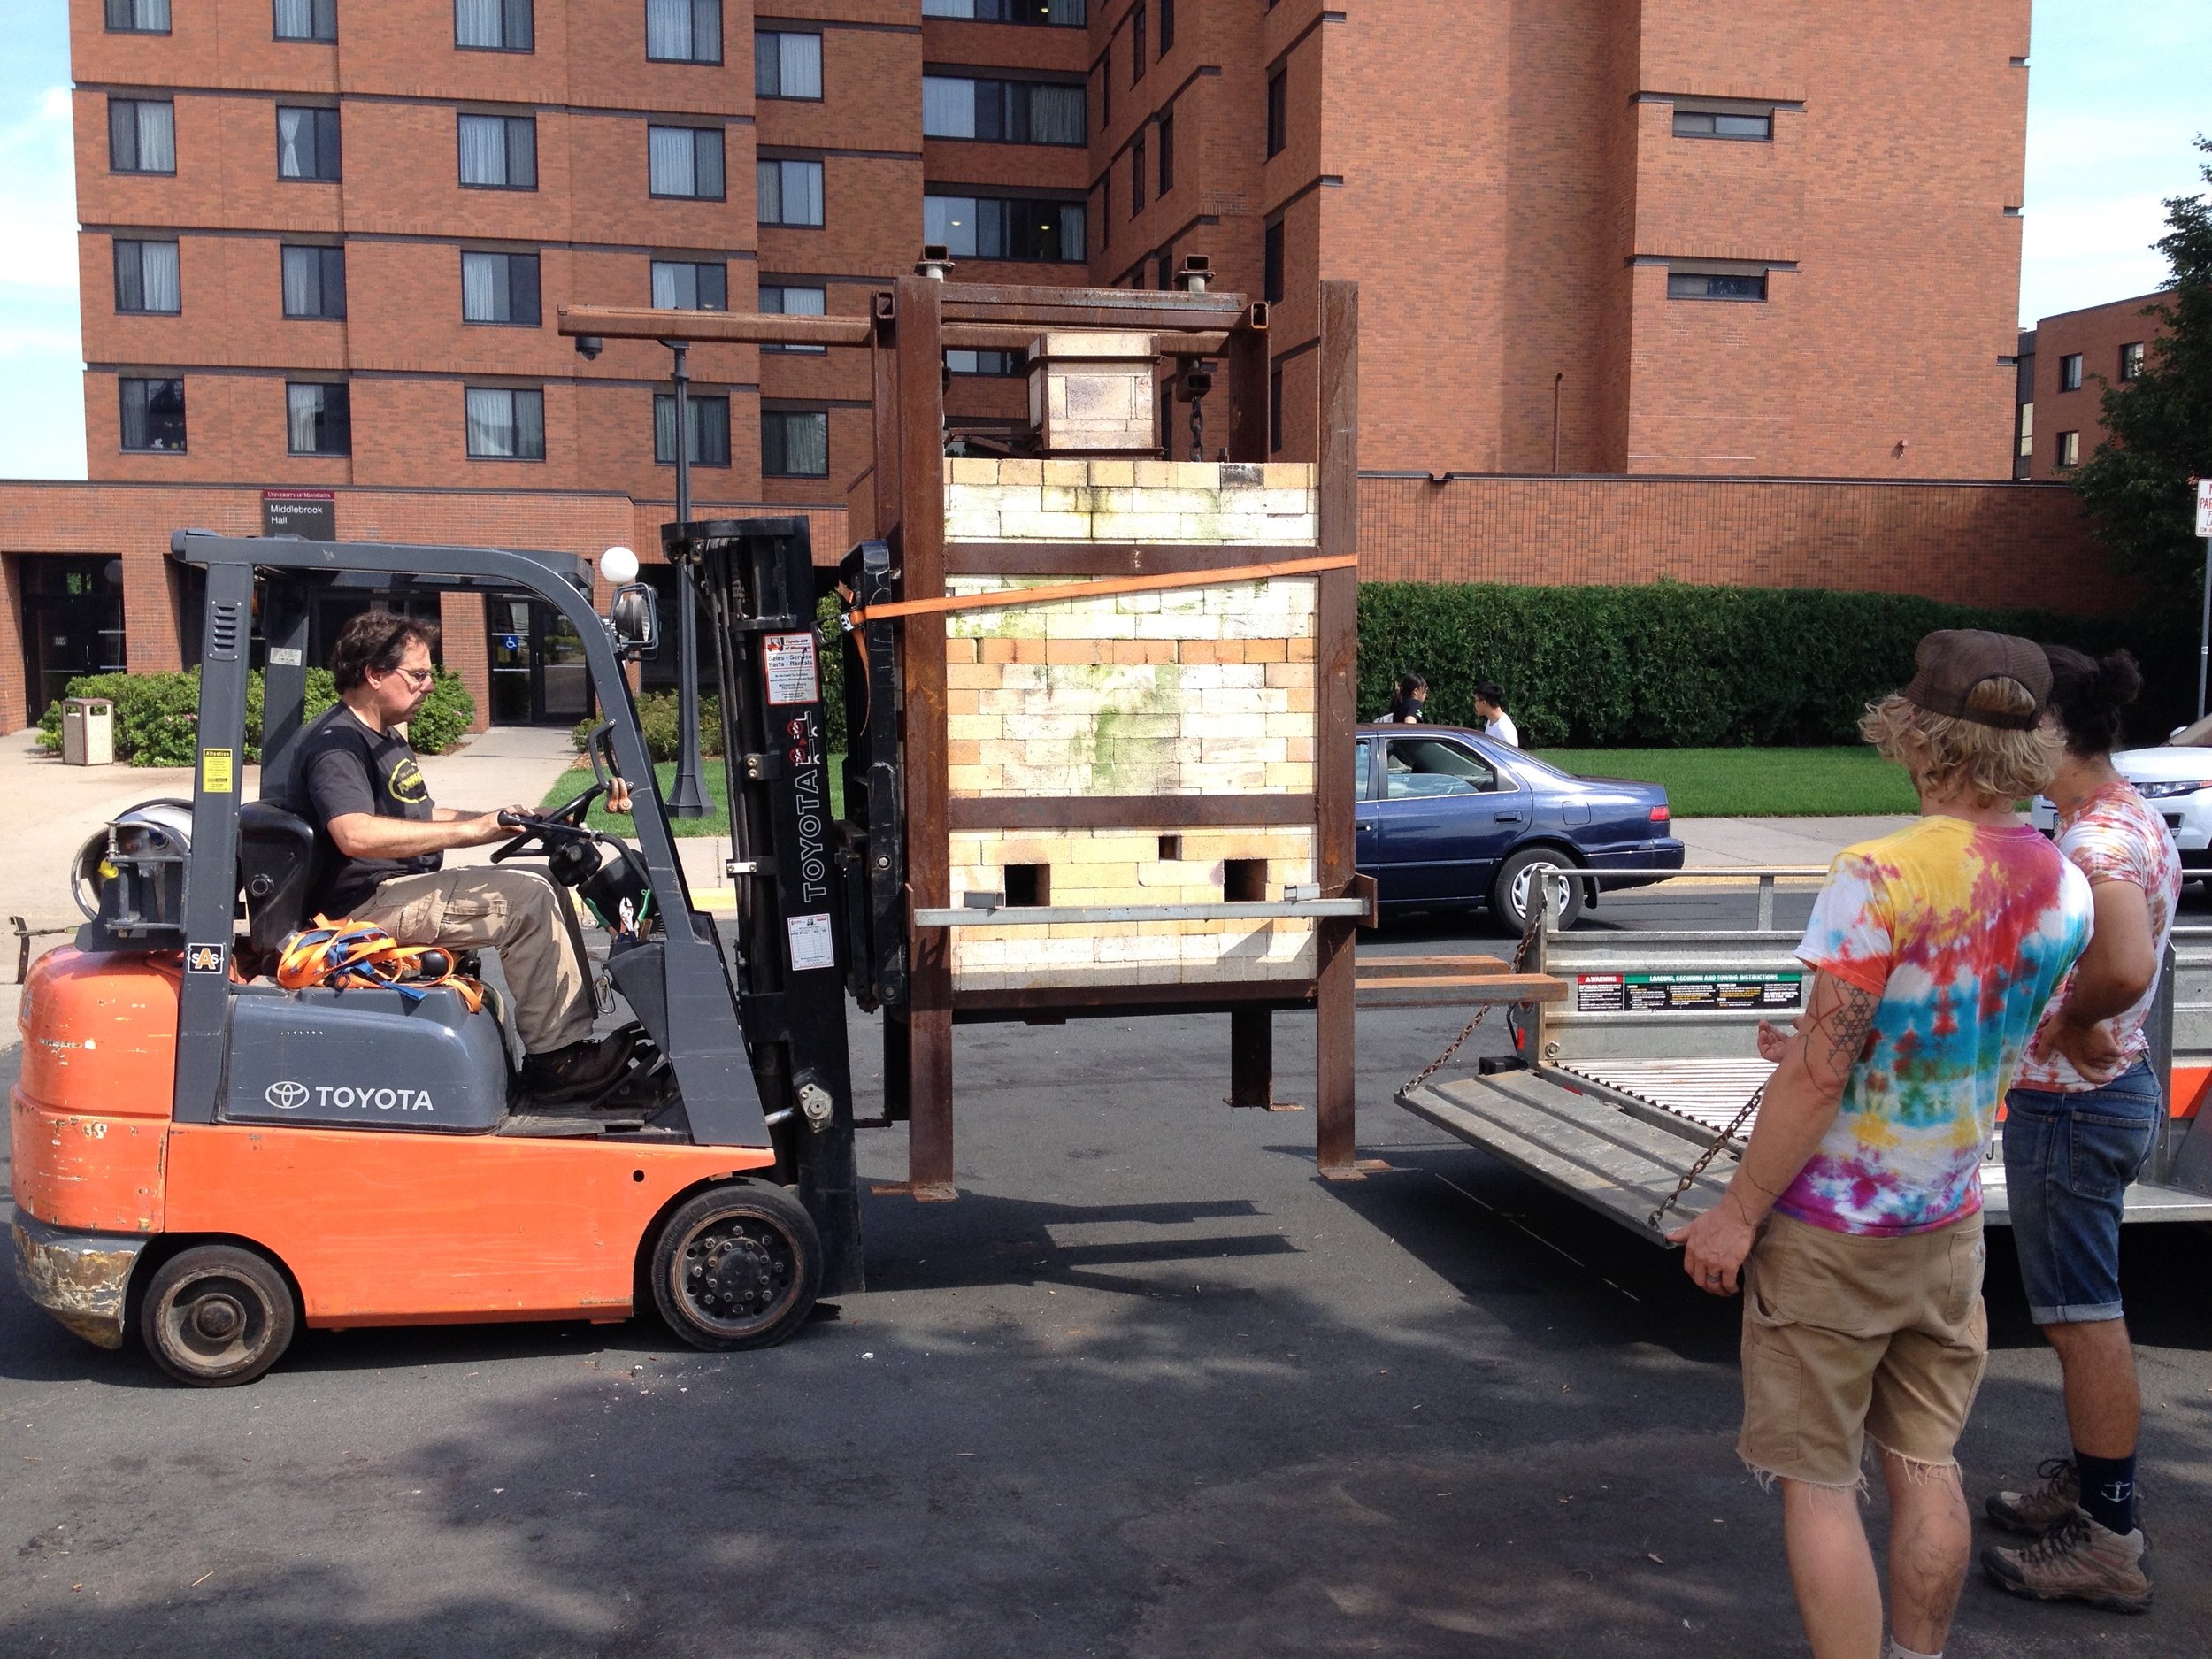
[1902, 629, 2052, 729]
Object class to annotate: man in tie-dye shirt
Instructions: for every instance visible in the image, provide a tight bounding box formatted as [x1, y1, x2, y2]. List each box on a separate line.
[1672, 631, 2090, 1659]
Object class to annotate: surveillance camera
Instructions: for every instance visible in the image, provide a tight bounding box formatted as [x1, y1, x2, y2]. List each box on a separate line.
[574, 334, 604, 361]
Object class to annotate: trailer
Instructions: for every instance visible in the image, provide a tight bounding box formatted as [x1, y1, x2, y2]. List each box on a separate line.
[1396, 870, 2212, 1237]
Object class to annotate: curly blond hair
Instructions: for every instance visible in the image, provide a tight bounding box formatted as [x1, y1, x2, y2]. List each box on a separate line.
[1860, 677, 2060, 805]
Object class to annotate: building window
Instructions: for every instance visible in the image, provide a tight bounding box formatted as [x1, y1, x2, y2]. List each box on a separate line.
[465, 387, 545, 458]
[755, 29, 822, 97]
[2119, 342, 2144, 382]
[108, 99, 176, 174]
[1269, 366, 1284, 453]
[651, 259, 726, 310]
[947, 348, 1025, 375]
[2057, 430, 2080, 468]
[650, 126, 727, 198]
[1157, 111, 1173, 195]
[458, 114, 537, 188]
[2016, 400, 2033, 459]
[648, 0, 722, 64]
[113, 239, 181, 314]
[119, 377, 186, 451]
[759, 283, 826, 353]
[1671, 108, 1772, 141]
[1097, 177, 1110, 250]
[757, 157, 824, 225]
[1666, 268, 1767, 302]
[2059, 352, 2083, 391]
[1159, 0, 1173, 54]
[1131, 133, 1146, 211]
[763, 410, 829, 477]
[276, 107, 342, 180]
[1100, 56, 1110, 128]
[461, 251, 541, 325]
[1153, 249, 1171, 290]
[1263, 218, 1284, 303]
[105, 0, 169, 32]
[1131, 4, 1146, 81]
[456, 0, 533, 51]
[286, 382, 351, 456]
[273, 0, 337, 42]
[923, 76, 1085, 144]
[926, 194, 1085, 261]
[282, 245, 346, 318]
[1265, 70, 1286, 157]
[654, 393, 732, 466]
[921, 0, 1087, 22]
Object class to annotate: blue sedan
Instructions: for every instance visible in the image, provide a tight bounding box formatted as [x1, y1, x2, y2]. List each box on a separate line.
[1356, 725, 1685, 931]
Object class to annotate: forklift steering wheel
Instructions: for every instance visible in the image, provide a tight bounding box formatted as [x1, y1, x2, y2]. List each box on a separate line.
[489, 781, 603, 864]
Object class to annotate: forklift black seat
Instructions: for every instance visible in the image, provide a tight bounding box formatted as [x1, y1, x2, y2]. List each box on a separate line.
[237, 800, 325, 955]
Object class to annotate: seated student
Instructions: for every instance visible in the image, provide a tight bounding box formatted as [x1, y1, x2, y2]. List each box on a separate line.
[1379, 672, 1428, 724]
[284, 611, 633, 1103]
[1473, 682, 1518, 748]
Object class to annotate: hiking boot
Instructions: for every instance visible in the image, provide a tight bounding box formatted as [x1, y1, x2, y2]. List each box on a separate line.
[1982, 1509, 2152, 1615]
[520, 1034, 634, 1105]
[1985, 1456, 2079, 1536]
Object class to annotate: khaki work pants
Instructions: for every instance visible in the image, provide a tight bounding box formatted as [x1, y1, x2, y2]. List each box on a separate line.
[352, 867, 595, 1055]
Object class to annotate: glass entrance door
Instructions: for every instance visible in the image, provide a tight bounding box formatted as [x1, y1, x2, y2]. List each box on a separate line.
[20, 557, 126, 720]
[487, 598, 591, 725]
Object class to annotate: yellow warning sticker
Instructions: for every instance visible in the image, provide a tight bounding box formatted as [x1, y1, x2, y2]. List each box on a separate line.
[201, 748, 235, 794]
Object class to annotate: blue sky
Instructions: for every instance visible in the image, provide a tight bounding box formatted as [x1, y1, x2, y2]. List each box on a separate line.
[0, 2, 2206, 479]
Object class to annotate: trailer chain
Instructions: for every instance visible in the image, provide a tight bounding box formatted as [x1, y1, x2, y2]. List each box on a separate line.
[1400, 894, 1544, 1096]
[1646, 1082, 1766, 1233]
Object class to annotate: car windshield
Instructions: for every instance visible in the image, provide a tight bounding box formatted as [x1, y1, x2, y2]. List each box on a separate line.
[1386, 737, 1498, 797]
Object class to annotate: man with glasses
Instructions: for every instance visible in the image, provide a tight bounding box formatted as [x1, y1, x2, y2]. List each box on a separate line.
[285, 611, 631, 1102]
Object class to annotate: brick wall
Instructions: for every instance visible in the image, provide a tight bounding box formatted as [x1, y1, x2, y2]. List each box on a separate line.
[2024, 291, 2170, 480]
[1356, 473, 2117, 611]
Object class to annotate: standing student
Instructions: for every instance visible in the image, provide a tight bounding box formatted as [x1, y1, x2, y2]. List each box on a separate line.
[1980, 646, 2172, 1615]
[1379, 672, 1428, 724]
[1671, 631, 2090, 1659]
[1473, 682, 1517, 747]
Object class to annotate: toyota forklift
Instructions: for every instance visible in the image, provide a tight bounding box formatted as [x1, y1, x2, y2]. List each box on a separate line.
[10, 520, 876, 1385]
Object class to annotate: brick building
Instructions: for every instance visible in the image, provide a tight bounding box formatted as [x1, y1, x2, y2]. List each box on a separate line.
[3, 0, 2097, 733]
[2015, 290, 2170, 481]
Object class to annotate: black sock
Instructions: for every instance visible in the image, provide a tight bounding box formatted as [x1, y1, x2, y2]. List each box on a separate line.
[2074, 1449, 2137, 1535]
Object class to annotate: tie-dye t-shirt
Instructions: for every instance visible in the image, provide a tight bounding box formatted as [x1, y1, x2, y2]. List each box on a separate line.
[2015, 780, 2183, 1092]
[1780, 816, 2093, 1236]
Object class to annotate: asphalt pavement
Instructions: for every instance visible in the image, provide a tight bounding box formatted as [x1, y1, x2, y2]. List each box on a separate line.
[3, 875, 2208, 1655]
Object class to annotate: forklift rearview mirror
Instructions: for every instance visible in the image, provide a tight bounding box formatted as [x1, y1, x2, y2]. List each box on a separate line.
[610, 582, 660, 658]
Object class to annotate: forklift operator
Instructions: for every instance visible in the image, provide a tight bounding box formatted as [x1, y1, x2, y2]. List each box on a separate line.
[285, 611, 633, 1103]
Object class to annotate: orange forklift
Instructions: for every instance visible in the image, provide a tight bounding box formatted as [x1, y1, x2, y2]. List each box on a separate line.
[11, 520, 881, 1384]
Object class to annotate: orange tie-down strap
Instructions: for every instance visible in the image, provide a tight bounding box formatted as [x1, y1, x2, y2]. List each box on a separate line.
[842, 552, 1357, 629]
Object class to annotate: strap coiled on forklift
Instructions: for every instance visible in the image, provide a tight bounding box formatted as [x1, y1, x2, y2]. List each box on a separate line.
[276, 916, 487, 1013]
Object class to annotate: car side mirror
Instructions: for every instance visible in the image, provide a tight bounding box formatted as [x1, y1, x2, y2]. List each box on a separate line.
[609, 582, 659, 658]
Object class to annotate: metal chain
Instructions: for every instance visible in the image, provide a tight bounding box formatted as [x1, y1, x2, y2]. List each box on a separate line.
[1188, 393, 1205, 461]
[1401, 893, 1545, 1096]
[1646, 1083, 1766, 1231]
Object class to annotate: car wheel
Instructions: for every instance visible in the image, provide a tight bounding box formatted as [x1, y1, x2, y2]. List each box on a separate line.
[1491, 848, 1586, 936]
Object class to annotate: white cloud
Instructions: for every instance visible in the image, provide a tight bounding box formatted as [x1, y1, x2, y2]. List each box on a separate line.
[0, 84, 78, 296]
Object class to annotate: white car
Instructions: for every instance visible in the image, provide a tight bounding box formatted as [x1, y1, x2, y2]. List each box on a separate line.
[2031, 741, 2212, 879]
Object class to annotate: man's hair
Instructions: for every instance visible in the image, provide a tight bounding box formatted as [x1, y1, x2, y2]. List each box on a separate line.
[1861, 677, 2059, 804]
[331, 610, 441, 693]
[2043, 643, 2142, 759]
[1474, 681, 1506, 708]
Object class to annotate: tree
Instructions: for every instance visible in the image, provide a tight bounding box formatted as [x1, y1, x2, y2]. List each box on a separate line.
[2071, 137, 2212, 592]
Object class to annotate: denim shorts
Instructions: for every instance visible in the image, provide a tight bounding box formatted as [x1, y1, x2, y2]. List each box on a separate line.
[2002, 1061, 2163, 1325]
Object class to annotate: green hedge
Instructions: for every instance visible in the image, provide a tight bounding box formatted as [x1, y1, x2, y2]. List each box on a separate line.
[1357, 581, 2187, 749]
[37, 667, 474, 767]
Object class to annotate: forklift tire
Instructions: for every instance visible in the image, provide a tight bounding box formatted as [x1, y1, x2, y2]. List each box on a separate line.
[650, 1182, 822, 1351]
[140, 1245, 297, 1387]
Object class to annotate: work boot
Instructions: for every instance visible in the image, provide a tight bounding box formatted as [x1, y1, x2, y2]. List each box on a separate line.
[1981, 1509, 2152, 1614]
[521, 1034, 634, 1104]
[1985, 1456, 2079, 1536]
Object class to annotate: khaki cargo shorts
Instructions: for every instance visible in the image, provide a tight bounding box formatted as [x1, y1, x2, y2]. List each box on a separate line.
[1738, 1210, 1988, 1488]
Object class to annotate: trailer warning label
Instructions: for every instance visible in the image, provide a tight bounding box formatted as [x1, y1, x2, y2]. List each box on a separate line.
[1575, 972, 1802, 1014]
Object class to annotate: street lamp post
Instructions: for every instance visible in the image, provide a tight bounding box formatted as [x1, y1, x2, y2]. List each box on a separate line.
[663, 337, 709, 818]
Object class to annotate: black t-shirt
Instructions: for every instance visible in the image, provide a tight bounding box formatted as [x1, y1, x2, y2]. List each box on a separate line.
[287, 703, 441, 918]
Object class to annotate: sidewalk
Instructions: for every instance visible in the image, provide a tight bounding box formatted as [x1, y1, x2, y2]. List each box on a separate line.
[1671, 814, 1916, 870]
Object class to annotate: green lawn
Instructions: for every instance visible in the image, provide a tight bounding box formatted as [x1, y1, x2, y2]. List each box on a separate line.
[1536, 748, 1922, 818]
[541, 758, 845, 837]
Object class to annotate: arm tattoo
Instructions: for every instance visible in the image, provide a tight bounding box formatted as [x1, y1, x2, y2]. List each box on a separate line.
[1793, 982, 1878, 1094]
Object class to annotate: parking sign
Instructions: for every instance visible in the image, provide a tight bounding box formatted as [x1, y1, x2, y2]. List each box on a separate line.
[2199, 478, 2212, 539]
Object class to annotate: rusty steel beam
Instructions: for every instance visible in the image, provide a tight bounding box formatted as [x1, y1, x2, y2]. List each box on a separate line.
[946, 794, 1317, 831]
[558, 305, 875, 347]
[1314, 280, 1361, 1179]
[944, 541, 1311, 577]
